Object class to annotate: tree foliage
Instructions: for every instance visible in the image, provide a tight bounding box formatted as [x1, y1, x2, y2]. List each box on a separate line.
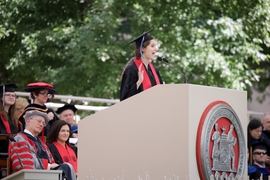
[1, 0, 270, 102]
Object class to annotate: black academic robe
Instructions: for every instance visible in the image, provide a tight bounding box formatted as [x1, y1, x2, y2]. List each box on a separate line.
[120, 59, 163, 101]
[18, 104, 59, 136]
[0, 113, 18, 153]
[47, 143, 78, 164]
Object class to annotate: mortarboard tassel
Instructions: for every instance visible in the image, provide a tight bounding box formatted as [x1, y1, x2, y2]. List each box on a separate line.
[140, 35, 145, 59]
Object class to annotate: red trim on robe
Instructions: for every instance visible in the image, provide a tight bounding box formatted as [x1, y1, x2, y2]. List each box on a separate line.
[53, 142, 77, 173]
[134, 58, 160, 90]
[0, 114, 11, 134]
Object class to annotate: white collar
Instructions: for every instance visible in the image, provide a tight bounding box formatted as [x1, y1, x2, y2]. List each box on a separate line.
[24, 129, 35, 138]
[254, 162, 266, 168]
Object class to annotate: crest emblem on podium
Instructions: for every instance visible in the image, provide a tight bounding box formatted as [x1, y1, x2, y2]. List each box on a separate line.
[196, 101, 245, 180]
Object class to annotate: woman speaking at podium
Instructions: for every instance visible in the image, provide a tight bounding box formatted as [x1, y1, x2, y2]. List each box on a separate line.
[120, 29, 163, 101]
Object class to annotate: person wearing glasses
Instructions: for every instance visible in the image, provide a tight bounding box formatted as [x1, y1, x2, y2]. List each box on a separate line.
[10, 110, 76, 180]
[18, 82, 59, 139]
[251, 142, 270, 179]
[0, 83, 19, 135]
[0, 83, 19, 178]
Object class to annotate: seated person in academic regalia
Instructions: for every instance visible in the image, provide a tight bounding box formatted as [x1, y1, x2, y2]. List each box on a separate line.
[10, 110, 76, 180]
[0, 83, 19, 178]
[56, 104, 78, 138]
[47, 120, 78, 173]
[18, 82, 59, 138]
[251, 142, 270, 179]
[0, 83, 19, 144]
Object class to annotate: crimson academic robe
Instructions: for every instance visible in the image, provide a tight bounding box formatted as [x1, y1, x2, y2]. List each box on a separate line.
[120, 59, 163, 101]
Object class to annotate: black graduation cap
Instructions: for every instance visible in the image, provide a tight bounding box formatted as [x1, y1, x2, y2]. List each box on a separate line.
[252, 142, 268, 152]
[56, 104, 78, 114]
[0, 83, 18, 94]
[128, 29, 154, 48]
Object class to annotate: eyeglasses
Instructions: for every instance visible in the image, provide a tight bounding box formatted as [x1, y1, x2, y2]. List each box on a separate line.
[253, 151, 267, 155]
[39, 92, 51, 98]
[4, 94, 17, 98]
[31, 118, 46, 127]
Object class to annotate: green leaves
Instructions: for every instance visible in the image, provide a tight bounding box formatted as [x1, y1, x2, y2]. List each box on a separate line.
[0, 0, 270, 103]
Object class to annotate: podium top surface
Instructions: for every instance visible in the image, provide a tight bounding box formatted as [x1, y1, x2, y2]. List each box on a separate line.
[2, 169, 62, 180]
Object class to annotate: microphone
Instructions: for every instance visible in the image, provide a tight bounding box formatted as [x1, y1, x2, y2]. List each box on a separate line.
[6, 135, 24, 170]
[157, 56, 188, 83]
[157, 56, 208, 85]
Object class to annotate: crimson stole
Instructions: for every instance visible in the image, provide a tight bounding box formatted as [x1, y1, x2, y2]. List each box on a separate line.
[0, 114, 11, 134]
[53, 142, 77, 173]
[134, 58, 160, 90]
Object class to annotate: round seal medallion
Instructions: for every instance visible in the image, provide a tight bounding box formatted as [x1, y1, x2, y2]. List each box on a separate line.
[196, 101, 246, 180]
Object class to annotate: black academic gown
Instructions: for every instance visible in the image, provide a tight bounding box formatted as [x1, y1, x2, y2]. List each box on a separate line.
[47, 143, 78, 164]
[0, 113, 18, 153]
[18, 104, 59, 136]
[120, 59, 163, 101]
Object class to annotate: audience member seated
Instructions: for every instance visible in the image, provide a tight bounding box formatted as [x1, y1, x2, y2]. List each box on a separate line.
[18, 82, 59, 138]
[248, 119, 270, 156]
[47, 120, 77, 174]
[251, 142, 270, 179]
[10, 110, 76, 180]
[56, 104, 78, 138]
[0, 83, 19, 178]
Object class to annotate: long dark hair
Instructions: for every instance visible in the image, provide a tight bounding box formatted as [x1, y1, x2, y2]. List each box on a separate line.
[247, 119, 263, 147]
[47, 120, 71, 146]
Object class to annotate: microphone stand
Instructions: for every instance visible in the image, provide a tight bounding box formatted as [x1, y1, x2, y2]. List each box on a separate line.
[157, 57, 188, 83]
[157, 56, 208, 86]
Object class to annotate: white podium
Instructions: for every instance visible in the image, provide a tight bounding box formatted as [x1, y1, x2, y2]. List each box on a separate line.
[78, 84, 248, 179]
[1, 169, 62, 180]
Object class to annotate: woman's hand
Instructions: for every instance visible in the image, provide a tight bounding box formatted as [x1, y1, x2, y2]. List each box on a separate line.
[136, 63, 144, 89]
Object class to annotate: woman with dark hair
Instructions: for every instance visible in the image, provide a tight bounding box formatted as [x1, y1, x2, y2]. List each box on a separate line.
[47, 120, 77, 174]
[248, 119, 266, 150]
[120, 29, 163, 101]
